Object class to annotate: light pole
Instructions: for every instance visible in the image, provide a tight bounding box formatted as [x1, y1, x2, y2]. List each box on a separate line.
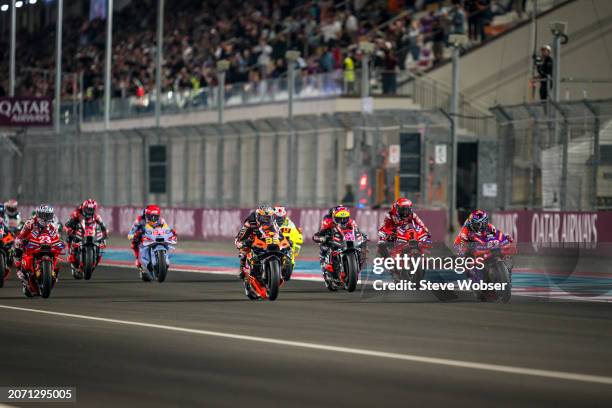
[155, 0, 164, 128]
[550, 21, 568, 103]
[285, 50, 300, 205]
[358, 41, 374, 99]
[54, 0, 64, 134]
[216, 60, 229, 125]
[103, 0, 114, 130]
[215, 60, 229, 208]
[9, 0, 16, 96]
[449, 34, 467, 233]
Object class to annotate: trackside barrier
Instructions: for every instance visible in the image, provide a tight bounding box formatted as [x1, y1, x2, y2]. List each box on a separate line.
[22, 205, 448, 242]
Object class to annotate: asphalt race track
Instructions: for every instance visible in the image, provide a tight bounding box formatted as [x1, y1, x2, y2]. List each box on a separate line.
[0, 265, 611, 407]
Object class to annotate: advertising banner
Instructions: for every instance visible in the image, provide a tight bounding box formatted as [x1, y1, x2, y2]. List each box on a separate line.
[492, 210, 612, 250]
[0, 97, 53, 127]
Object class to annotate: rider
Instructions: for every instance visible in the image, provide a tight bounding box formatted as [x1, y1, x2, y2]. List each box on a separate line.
[4, 199, 22, 233]
[273, 205, 303, 268]
[234, 205, 277, 279]
[13, 204, 60, 291]
[453, 210, 513, 256]
[0, 203, 5, 225]
[377, 198, 431, 258]
[64, 199, 108, 273]
[127, 205, 175, 275]
[312, 206, 366, 277]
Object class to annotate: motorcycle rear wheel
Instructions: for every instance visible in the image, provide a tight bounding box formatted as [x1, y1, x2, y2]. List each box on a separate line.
[492, 262, 512, 303]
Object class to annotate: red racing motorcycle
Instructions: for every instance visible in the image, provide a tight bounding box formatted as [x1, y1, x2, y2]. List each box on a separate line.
[389, 224, 432, 284]
[71, 218, 106, 280]
[22, 229, 65, 298]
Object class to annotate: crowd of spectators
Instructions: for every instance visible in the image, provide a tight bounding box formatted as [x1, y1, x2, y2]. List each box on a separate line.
[0, 0, 529, 101]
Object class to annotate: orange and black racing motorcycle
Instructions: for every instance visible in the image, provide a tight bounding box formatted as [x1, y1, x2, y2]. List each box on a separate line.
[243, 225, 292, 301]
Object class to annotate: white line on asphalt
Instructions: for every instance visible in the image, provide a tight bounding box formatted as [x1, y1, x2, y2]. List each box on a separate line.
[1, 304, 612, 386]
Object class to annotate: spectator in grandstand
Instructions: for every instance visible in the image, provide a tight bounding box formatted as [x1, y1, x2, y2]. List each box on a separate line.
[3, 0, 528, 102]
[450, 4, 466, 35]
[432, 17, 446, 66]
[343, 52, 356, 94]
[381, 47, 398, 95]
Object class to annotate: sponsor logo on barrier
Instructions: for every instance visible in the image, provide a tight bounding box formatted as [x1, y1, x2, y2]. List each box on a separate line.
[201, 209, 242, 239]
[165, 209, 196, 237]
[531, 212, 598, 251]
[492, 213, 518, 243]
[298, 209, 327, 238]
[0, 97, 52, 126]
[118, 207, 139, 234]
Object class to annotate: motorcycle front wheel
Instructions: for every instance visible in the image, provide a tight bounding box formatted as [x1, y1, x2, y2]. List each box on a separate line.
[265, 258, 281, 301]
[84, 246, 95, 280]
[40, 260, 53, 299]
[155, 250, 168, 283]
[0, 252, 6, 288]
[343, 252, 359, 292]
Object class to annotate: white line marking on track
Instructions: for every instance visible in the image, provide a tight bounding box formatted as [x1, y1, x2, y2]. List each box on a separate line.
[1, 304, 612, 386]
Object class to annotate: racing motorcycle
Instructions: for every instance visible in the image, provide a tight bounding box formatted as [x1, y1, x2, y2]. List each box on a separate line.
[21, 229, 65, 298]
[71, 219, 106, 280]
[323, 225, 367, 292]
[244, 226, 291, 301]
[139, 224, 177, 282]
[469, 237, 516, 303]
[0, 223, 15, 288]
[389, 224, 432, 284]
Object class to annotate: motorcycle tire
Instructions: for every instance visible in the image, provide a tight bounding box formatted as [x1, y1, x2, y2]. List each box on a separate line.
[265, 258, 281, 301]
[282, 263, 293, 282]
[492, 262, 512, 303]
[0, 252, 6, 288]
[344, 253, 359, 293]
[155, 250, 168, 283]
[84, 246, 95, 280]
[40, 260, 53, 299]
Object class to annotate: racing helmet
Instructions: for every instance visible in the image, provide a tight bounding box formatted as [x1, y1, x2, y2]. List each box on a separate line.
[82, 198, 98, 218]
[332, 206, 351, 227]
[0, 203, 5, 219]
[144, 205, 161, 224]
[393, 198, 413, 220]
[36, 204, 54, 227]
[4, 199, 18, 217]
[273, 205, 287, 225]
[255, 206, 275, 227]
[467, 210, 488, 233]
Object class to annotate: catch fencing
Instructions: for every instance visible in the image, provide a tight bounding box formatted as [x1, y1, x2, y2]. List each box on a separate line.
[490, 98, 612, 211]
[0, 109, 460, 212]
